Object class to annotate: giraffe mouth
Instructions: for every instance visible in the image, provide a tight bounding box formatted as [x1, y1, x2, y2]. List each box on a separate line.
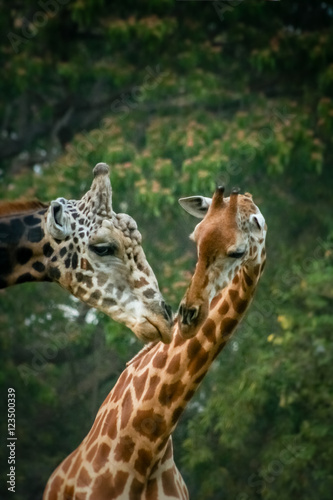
[142, 316, 172, 344]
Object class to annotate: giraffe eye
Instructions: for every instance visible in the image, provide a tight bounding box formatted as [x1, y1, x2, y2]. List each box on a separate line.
[90, 244, 118, 257]
[227, 250, 246, 259]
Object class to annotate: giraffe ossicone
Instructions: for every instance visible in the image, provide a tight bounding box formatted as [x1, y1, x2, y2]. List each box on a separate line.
[43, 186, 267, 500]
[0, 163, 173, 343]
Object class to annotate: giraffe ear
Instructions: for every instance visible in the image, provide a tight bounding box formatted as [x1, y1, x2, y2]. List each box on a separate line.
[47, 200, 71, 240]
[178, 196, 212, 219]
[249, 212, 265, 232]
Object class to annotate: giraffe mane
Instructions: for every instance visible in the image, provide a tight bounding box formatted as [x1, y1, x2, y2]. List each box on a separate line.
[0, 200, 49, 217]
[126, 340, 159, 367]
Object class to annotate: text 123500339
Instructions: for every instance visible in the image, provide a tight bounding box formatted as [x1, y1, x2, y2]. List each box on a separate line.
[7, 388, 16, 493]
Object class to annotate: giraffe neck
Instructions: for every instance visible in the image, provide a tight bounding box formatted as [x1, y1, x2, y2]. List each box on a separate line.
[0, 201, 50, 288]
[127, 259, 265, 456]
[43, 256, 265, 499]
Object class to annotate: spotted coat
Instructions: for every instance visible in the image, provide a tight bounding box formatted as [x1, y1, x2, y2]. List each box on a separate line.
[0, 164, 173, 343]
[43, 188, 267, 500]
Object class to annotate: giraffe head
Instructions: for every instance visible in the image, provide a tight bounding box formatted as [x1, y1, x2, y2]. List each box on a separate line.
[45, 163, 173, 343]
[178, 186, 267, 337]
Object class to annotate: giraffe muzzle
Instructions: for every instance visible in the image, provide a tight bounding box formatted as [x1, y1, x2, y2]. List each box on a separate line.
[178, 302, 208, 338]
[179, 304, 200, 327]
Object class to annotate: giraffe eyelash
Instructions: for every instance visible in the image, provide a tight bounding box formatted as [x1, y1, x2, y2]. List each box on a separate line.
[227, 250, 246, 259]
[89, 243, 119, 257]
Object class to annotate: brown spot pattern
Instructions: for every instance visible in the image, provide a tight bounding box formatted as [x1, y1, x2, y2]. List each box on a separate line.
[48, 476, 63, 500]
[112, 371, 130, 402]
[77, 466, 91, 488]
[86, 443, 97, 462]
[129, 478, 144, 500]
[152, 351, 167, 369]
[85, 415, 104, 450]
[233, 273, 240, 284]
[120, 390, 133, 429]
[103, 297, 117, 308]
[210, 293, 222, 309]
[91, 470, 128, 500]
[253, 264, 260, 277]
[64, 485, 74, 498]
[162, 469, 179, 497]
[173, 333, 186, 348]
[187, 338, 201, 361]
[220, 317, 238, 336]
[136, 348, 156, 370]
[134, 448, 153, 476]
[76, 285, 86, 297]
[159, 380, 185, 407]
[166, 353, 181, 374]
[243, 271, 253, 287]
[90, 290, 101, 301]
[114, 435, 135, 462]
[143, 375, 161, 401]
[97, 274, 108, 287]
[234, 297, 248, 314]
[92, 442, 111, 472]
[157, 436, 169, 453]
[184, 389, 195, 401]
[68, 452, 83, 479]
[172, 406, 184, 426]
[212, 340, 227, 361]
[218, 300, 229, 315]
[114, 470, 129, 496]
[133, 369, 149, 400]
[134, 276, 149, 287]
[229, 288, 239, 304]
[187, 339, 209, 376]
[132, 409, 167, 441]
[143, 288, 155, 298]
[194, 372, 206, 385]
[102, 407, 118, 439]
[202, 318, 216, 343]
[146, 478, 158, 500]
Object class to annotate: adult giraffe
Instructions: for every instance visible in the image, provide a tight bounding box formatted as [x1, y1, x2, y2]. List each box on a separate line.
[43, 186, 267, 499]
[0, 163, 172, 343]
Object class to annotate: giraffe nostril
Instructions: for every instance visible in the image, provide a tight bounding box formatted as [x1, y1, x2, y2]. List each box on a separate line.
[161, 301, 173, 322]
[179, 304, 200, 326]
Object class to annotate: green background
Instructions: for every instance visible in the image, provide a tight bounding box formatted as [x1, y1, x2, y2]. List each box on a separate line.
[1, 1, 333, 498]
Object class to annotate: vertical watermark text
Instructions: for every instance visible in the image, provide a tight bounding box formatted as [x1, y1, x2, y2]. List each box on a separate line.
[7, 388, 16, 493]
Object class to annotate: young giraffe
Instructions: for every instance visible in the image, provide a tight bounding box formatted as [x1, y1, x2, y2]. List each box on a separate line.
[0, 163, 172, 343]
[43, 186, 267, 500]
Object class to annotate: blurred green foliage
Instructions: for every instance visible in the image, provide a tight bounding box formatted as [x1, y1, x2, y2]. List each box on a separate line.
[1, 1, 333, 499]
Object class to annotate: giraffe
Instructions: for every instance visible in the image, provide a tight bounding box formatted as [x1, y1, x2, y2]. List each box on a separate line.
[0, 163, 172, 343]
[43, 186, 266, 500]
